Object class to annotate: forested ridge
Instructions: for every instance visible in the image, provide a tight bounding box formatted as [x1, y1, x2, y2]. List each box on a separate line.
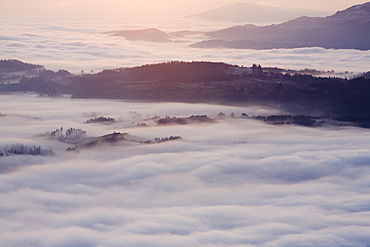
[1, 60, 370, 117]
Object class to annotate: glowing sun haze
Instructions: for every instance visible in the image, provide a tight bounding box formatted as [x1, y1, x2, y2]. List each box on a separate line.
[0, 0, 367, 18]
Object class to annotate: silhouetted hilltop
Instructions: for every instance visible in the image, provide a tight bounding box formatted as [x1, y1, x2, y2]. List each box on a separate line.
[94, 61, 239, 82]
[0, 59, 43, 72]
[2, 60, 370, 118]
[105, 28, 201, 43]
[67, 132, 182, 149]
[0, 59, 73, 86]
[191, 2, 370, 50]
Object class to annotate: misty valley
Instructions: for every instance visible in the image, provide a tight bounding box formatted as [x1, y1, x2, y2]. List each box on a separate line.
[1, 1, 370, 245]
[2, 108, 370, 161]
[1, 91, 370, 246]
[1, 58, 370, 164]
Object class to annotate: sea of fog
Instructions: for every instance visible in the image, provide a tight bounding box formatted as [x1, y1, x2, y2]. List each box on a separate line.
[1, 16, 370, 74]
[0, 93, 370, 246]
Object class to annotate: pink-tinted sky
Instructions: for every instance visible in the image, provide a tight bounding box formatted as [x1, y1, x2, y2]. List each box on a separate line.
[1, 0, 367, 18]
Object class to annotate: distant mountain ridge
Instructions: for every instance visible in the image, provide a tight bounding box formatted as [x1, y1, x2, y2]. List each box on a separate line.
[191, 2, 370, 50]
[187, 2, 329, 23]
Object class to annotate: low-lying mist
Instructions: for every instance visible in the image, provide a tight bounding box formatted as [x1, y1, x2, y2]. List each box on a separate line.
[1, 93, 369, 246]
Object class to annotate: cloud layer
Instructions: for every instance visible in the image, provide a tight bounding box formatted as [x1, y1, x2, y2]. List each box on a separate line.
[1, 93, 370, 246]
[1, 16, 369, 74]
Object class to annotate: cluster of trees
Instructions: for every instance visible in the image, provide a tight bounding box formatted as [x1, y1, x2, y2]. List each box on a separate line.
[157, 116, 187, 125]
[143, 136, 182, 144]
[361, 71, 370, 79]
[66, 147, 79, 152]
[0, 144, 55, 156]
[157, 115, 214, 125]
[49, 127, 86, 142]
[251, 64, 263, 74]
[216, 113, 322, 127]
[259, 115, 320, 127]
[235, 114, 370, 128]
[86, 116, 115, 123]
[38, 93, 64, 98]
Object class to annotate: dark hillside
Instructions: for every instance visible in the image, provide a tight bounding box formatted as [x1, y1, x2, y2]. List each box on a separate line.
[0, 59, 43, 72]
[2, 60, 370, 118]
[191, 2, 370, 50]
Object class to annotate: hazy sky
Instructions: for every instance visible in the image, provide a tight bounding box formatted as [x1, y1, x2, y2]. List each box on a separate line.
[1, 0, 370, 73]
[1, 0, 367, 18]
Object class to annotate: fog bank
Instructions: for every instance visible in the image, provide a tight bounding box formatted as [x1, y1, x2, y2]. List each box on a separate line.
[1, 94, 370, 246]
